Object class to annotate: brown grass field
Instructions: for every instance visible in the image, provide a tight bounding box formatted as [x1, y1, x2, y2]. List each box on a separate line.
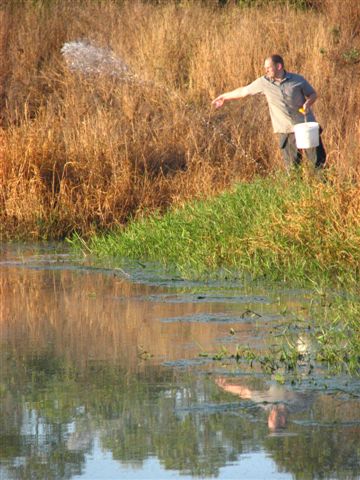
[0, 0, 360, 239]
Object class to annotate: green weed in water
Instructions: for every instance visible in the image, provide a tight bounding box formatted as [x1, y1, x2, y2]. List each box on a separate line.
[205, 293, 360, 379]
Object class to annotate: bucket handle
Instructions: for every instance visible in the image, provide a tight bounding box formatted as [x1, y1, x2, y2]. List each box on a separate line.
[299, 107, 308, 123]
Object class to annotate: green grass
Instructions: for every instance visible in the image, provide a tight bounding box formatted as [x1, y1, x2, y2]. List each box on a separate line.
[70, 173, 360, 287]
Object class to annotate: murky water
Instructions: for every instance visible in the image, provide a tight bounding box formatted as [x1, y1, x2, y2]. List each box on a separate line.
[1, 244, 359, 480]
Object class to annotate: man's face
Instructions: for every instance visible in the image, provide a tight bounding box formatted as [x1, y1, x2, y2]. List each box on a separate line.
[264, 58, 279, 79]
[268, 405, 287, 431]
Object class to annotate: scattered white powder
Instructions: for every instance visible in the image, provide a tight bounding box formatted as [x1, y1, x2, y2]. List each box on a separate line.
[61, 40, 133, 80]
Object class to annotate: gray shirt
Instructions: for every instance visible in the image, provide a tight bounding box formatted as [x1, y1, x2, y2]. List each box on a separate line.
[243, 72, 316, 133]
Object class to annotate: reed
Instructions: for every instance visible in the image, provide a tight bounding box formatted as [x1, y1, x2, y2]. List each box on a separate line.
[1, 0, 360, 239]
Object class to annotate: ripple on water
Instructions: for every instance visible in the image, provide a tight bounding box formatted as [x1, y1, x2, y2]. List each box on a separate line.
[143, 293, 272, 304]
[160, 312, 283, 324]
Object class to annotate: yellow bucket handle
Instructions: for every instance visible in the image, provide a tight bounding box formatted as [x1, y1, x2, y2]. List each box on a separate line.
[299, 107, 307, 122]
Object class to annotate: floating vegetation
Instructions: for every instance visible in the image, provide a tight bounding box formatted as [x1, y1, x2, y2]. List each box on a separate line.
[201, 297, 360, 379]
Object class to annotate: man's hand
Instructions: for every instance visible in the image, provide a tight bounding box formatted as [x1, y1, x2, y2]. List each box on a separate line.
[302, 92, 317, 114]
[302, 102, 310, 114]
[212, 95, 225, 109]
[212, 87, 248, 109]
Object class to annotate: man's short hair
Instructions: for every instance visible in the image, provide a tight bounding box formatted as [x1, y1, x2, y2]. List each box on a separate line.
[270, 54, 284, 67]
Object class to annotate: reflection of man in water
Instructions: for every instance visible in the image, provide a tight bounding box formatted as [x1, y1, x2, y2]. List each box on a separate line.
[216, 377, 312, 432]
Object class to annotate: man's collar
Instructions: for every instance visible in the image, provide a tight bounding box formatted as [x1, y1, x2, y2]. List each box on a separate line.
[266, 70, 291, 84]
[283, 70, 291, 80]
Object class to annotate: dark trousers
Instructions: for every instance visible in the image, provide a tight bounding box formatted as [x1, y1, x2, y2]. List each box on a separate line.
[279, 130, 326, 170]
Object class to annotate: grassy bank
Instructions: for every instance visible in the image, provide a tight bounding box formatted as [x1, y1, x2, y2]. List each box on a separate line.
[74, 174, 360, 376]
[75, 174, 360, 286]
[1, 0, 360, 239]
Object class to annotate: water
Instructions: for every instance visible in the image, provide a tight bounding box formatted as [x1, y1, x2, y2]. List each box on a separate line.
[0, 243, 359, 480]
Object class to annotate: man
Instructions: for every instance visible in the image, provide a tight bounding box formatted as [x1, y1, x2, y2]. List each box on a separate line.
[215, 377, 314, 432]
[212, 54, 326, 170]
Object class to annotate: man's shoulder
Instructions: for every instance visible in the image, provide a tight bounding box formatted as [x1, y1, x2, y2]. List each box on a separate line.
[250, 75, 267, 84]
[286, 72, 308, 83]
[251, 75, 272, 87]
[244, 75, 267, 94]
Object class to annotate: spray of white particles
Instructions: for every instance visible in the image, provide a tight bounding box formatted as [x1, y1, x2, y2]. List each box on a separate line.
[61, 40, 134, 80]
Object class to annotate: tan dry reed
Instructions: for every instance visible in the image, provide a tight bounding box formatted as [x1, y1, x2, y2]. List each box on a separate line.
[0, 0, 360, 239]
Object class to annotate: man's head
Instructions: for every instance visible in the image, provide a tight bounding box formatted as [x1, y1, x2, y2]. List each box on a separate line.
[264, 54, 285, 80]
[268, 404, 287, 431]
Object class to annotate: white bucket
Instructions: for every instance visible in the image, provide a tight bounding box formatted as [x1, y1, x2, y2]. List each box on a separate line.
[293, 122, 319, 149]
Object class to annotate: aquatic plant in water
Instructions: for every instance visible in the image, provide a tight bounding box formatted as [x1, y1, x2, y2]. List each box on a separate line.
[203, 294, 360, 379]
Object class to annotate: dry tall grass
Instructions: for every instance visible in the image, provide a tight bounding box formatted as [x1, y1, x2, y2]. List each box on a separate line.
[0, 0, 360, 239]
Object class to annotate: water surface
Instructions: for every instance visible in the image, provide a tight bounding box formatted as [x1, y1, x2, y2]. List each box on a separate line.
[0, 243, 359, 479]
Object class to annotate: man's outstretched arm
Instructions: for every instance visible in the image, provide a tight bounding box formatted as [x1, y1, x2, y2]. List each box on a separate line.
[212, 86, 249, 109]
